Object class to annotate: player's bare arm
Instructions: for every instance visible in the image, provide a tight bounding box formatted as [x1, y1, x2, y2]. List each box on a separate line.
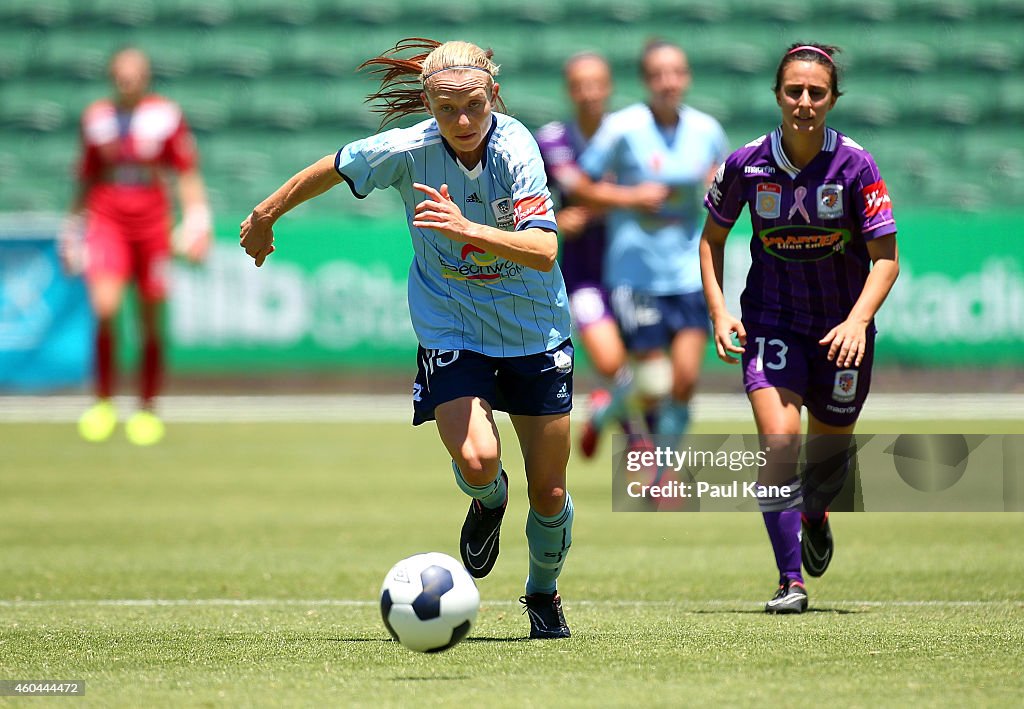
[820, 233, 899, 367]
[241, 155, 342, 267]
[566, 174, 669, 214]
[175, 168, 212, 263]
[699, 218, 745, 363]
[412, 183, 557, 272]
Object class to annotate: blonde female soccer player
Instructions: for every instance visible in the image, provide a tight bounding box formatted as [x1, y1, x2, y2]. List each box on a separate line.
[240, 39, 573, 638]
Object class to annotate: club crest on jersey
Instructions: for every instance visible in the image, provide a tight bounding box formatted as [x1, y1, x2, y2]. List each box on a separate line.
[755, 183, 782, 219]
[817, 184, 844, 219]
[833, 370, 858, 403]
[491, 197, 514, 229]
[553, 349, 572, 372]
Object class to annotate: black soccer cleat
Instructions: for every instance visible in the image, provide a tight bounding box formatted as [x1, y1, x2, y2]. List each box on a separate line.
[765, 578, 808, 614]
[459, 471, 508, 579]
[801, 510, 834, 578]
[520, 591, 571, 639]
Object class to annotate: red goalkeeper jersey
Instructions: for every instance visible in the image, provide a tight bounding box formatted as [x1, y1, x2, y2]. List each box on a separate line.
[78, 94, 197, 229]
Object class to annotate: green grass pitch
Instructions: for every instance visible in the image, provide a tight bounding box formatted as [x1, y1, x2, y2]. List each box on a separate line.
[1, 419, 1021, 707]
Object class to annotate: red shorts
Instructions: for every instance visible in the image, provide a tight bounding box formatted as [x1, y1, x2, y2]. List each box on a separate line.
[85, 211, 172, 301]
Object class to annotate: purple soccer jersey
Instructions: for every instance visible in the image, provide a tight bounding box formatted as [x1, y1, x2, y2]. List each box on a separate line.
[704, 127, 897, 337]
[536, 120, 607, 294]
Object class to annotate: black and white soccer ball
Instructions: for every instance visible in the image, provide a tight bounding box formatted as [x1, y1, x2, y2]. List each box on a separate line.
[379, 552, 480, 653]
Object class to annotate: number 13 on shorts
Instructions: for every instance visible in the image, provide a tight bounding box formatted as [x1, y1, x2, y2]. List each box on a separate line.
[754, 336, 788, 371]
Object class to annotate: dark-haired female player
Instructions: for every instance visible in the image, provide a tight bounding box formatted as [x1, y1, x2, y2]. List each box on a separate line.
[700, 43, 899, 613]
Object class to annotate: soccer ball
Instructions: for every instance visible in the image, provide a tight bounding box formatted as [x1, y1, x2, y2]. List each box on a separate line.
[379, 552, 480, 653]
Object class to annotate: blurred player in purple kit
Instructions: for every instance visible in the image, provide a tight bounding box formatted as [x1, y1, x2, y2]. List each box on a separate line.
[536, 52, 669, 459]
[700, 43, 900, 613]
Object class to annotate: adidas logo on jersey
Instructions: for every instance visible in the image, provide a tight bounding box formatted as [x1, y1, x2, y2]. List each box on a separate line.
[466, 192, 482, 203]
[556, 383, 569, 399]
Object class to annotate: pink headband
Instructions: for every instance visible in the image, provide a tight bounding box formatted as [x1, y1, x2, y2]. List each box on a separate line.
[787, 45, 834, 64]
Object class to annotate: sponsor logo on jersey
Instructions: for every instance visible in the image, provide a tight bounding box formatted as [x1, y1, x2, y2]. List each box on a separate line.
[832, 370, 858, 403]
[755, 182, 782, 219]
[861, 180, 891, 218]
[490, 197, 515, 229]
[817, 184, 844, 219]
[438, 243, 524, 282]
[466, 191, 482, 203]
[708, 162, 726, 205]
[513, 195, 548, 224]
[744, 165, 776, 175]
[758, 224, 851, 262]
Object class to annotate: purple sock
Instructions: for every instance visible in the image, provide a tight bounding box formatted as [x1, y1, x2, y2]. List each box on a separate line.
[762, 508, 803, 584]
[759, 478, 804, 584]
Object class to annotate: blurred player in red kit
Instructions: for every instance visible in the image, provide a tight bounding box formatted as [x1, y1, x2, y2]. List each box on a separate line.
[62, 47, 211, 445]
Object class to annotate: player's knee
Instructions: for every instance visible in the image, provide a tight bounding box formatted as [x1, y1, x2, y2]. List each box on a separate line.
[529, 485, 565, 517]
[634, 356, 673, 400]
[454, 447, 501, 487]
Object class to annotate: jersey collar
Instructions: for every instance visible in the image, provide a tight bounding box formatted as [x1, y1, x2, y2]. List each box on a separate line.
[770, 126, 839, 178]
[440, 114, 498, 180]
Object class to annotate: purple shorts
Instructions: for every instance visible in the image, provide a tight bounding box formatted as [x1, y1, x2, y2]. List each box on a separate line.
[568, 283, 613, 331]
[741, 323, 874, 427]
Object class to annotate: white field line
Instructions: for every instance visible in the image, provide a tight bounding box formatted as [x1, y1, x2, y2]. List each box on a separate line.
[0, 598, 1018, 609]
[1, 394, 1022, 423]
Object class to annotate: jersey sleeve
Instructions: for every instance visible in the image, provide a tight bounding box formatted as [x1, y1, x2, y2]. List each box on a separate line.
[507, 132, 558, 232]
[852, 152, 897, 240]
[162, 111, 198, 172]
[703, 151, 745, 227]
[334, 134, 406, 199]
[536, 122, 584, 194]
[577, 118, 621, 180]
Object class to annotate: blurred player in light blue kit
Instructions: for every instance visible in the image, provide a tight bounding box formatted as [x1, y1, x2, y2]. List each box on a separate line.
[700, 43, 899, 613]
[536, 52, 671, 459]
[240, 39, 573, 638]
[579, 39, 728, 445]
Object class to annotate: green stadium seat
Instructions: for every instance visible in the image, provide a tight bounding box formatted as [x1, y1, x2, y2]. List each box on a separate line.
[0, 0, 72, 28]
[0, 95, 66, 133]
[155, 0, 234, 27]
[82, 0, 159, 28]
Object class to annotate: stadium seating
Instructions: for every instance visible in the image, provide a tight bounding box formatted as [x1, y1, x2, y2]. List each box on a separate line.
[0, 3, 1020, 215]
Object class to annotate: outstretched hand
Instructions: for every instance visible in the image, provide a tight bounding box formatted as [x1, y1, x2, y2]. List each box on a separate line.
[239, 212, 275, 267]
[412, 183, 473, 243]
[712, 313, 746, 365]
[820, 320, 869, 368]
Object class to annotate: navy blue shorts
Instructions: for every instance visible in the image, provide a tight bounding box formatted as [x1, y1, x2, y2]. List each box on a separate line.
[412, 339, 574, 426]
[609, 287, 710, 352]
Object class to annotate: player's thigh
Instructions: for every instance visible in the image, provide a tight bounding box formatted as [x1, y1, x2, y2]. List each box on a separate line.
[509, 412, 571, 515]
[84, 214, 130, 317]
[578, 318, 626, 378]
[668, 327, 707, 401]
[434, 396, 502, 485]
[804, 330, 875, 428]
[570, 285, 624, 378]
[133, 222, 172, 302]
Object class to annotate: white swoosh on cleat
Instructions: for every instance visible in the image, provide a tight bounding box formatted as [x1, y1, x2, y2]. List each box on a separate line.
[464, 526, 500, 571]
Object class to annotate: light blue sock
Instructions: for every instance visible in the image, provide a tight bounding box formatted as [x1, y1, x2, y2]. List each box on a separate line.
[451, 460, 507, 510]
[525, 492, 574, 595]
[656, 399, 691, 441]
[592, 365, 633, 431]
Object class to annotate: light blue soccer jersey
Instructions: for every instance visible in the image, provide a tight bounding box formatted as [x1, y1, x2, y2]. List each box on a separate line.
[335, 113, 570, 357]
[579, 103, 728, 295]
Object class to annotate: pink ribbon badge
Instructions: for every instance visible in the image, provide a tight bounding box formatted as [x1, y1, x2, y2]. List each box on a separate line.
[788, 185, 810, 223]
